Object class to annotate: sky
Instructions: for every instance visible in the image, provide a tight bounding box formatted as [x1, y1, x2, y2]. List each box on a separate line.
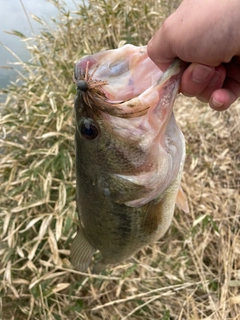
[0, 0, 77, 88]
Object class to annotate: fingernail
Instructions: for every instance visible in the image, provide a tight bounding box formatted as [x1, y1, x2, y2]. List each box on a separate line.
[192, 65, 213, 83]
[212, 98, 224, 108]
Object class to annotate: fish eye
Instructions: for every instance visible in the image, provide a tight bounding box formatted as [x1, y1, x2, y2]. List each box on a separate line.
[79, 119, 99, 140]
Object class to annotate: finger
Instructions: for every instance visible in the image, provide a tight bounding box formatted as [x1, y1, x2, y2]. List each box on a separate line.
[210, 77, 240, 110]
[194, 65, 226, 101]
[209, 89, 232, 110]
[209, 58, 240, 110]
[147, 25, 177, 71]
[180, 64, 216, 97]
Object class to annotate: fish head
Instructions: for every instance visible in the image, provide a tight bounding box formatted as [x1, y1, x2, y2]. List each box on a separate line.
[74, 45, 186, 209]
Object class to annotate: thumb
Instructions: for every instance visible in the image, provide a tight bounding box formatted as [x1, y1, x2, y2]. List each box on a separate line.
[147, 30, 176, 71]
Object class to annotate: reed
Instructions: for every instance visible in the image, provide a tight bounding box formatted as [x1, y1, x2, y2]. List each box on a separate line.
[0, 0, 239, 319]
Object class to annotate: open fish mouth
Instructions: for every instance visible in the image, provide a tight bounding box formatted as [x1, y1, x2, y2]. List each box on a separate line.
[74, 45, 185, 118]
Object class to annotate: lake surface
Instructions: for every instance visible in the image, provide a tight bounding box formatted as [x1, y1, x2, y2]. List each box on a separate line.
[0, 0, 78, 89]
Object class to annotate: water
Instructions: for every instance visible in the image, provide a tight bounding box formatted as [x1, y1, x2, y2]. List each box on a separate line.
[0, 0, 78, 90]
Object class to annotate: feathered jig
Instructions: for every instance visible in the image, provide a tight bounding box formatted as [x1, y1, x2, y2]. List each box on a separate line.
[73, 61, 150, 118]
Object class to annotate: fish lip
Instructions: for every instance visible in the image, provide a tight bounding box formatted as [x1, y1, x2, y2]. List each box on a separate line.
[156, 58, 186, 85]
[74, 51, 186, 119]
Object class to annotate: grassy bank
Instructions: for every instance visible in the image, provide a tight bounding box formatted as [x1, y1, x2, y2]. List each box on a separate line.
[0, 0, 239, 319]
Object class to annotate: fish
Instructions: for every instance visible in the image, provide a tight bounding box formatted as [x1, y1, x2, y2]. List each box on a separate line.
[71, 44, 189, 272]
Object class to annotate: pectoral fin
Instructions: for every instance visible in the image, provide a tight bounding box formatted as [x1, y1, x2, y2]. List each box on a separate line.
[70, 227, 95, 271]
[176, 187, 189, 213]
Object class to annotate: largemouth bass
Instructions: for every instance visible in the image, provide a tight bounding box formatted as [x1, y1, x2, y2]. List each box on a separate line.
[71, 45, 189, 272]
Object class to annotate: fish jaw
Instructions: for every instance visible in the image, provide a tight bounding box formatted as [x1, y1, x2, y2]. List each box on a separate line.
[74, 44, 162, 103]
[115, 114, 186, 208]
[124, 59, 185, 206]
[74, 44, 184, 120]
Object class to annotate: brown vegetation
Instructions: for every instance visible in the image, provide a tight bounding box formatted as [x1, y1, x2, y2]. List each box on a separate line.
[0, 0, 239, 319]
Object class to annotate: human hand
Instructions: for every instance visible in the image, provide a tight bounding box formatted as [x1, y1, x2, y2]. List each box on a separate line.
[147, 0, 240, 111]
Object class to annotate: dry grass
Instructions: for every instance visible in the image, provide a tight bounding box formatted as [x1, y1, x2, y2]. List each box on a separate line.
[0, 0, 239, 319]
